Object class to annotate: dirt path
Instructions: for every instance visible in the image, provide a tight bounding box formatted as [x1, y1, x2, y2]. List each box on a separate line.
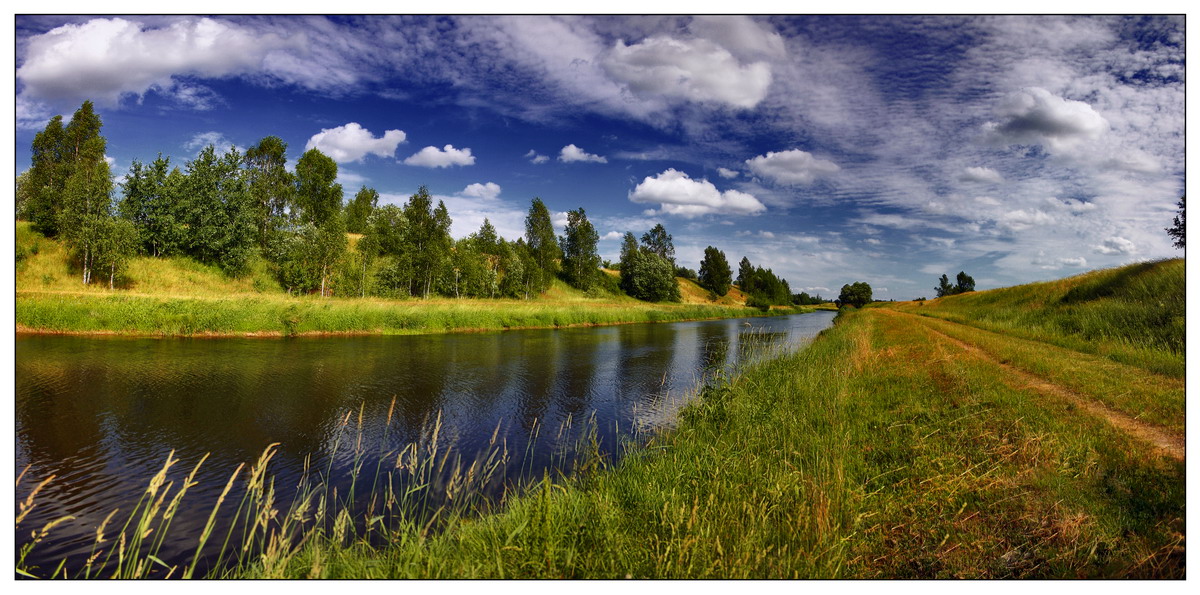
[884, 309, 1185, 462]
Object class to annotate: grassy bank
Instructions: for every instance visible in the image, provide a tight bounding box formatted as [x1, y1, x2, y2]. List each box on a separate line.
[16, 221, 814, 336]
[16, 291, 803, 337]
[895, 259, 1185, 377]
[222, 305, 1176, 579]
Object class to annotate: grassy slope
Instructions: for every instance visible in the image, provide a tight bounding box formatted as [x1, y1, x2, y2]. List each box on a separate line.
[221, 262, 1183, 579]
[16, 222, 792, 336]
[894, 259, 1185, 377]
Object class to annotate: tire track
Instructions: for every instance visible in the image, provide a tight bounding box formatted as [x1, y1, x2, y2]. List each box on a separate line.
[884, 310, 1185, 462]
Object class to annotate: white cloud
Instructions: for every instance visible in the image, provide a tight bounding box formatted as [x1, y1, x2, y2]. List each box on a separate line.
[984, 87, 1108, 153]
[688, 16, 786, 61]
[998, 208, 1055, 232]
[1093, 236, 1135, 255]
[403, 145, 475, 168]
[336, 169, 368, 188]
[461, 182, 501, 200]
[959, 166, 1004, 184]
[745, 149, 840, 185]
[17, 17, 300, 107]
[183, 131, 234, 155]
[603, 35, 772, 109]
[525, 149, 549, 164]
[629, 168, 766, 218]
[1033, 251, 1088, 270]
[600, 231, 624, 241]
[305, 122, 406, 163]
[559, 144, 607, 163]
[717, 167, 739, 179]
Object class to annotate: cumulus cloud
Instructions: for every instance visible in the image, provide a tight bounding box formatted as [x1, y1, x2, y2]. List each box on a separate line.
[525, 149, 549, 164]
[603, 35, 772, 109]
[1094, 236, 1135, 255]
[629, 168, 766, 218]
[717, 167, 739, 179]
[403, 145, 475, 168]
[17, 17, 300, 107]
[305, 122, 406, 163]
[559, 144, 607, 163]
[746, 149, 840, 185]
[984, 87, 1109, 152]
[959, 166, 1004, 184]
[461, 182, 501, 200]
[600, 231, 624, 241]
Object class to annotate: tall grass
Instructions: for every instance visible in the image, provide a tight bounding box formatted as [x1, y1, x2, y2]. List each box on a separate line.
[897, 259, 1185, 377]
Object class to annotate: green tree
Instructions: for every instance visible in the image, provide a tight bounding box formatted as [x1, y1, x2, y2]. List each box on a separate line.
[619, 231, 681, 302]
[359, 205, 408, 297]
[294, 148, 342, 226]
[57, 132, 112, 285]
[641, 223, 675, 267]
[15, 170, 33, 220]
[243, 136, 294, 245]
[25, 115, 67, 234]
[954, 271, 976, 294]
[93, 217, 139, 289]
[698, 246, 732, 297]
[524, 197, 561, 294]
[935, 274, 954, 298]
[736, 256, 755, 289]
[1167, 196, 1185, 249]
[559, 208, 600, 290]
[498, 239, 530, 299]
[401, 186, 452, 298]
[838, 282, 873, 308]
[180, 145, 256, 275]
[345, 186, 379, 234]
[119, 155, 186, 257]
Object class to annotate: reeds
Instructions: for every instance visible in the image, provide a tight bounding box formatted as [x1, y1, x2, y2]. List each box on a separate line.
[15, 399, 627, 579]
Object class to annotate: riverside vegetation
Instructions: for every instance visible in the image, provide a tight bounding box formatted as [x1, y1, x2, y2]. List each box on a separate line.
[15, 259, 1184, 578]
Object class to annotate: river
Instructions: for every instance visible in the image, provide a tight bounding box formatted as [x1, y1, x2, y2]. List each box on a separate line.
[15, 310, 836, 576]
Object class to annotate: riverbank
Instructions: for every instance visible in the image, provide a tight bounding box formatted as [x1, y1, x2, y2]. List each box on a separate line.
[213, 302, 1181, 579]
[15, 290, 819, 337]
[16, 220, 824, 337]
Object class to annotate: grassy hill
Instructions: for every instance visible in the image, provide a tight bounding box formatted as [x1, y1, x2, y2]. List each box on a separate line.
[891, 259, 1185, 377]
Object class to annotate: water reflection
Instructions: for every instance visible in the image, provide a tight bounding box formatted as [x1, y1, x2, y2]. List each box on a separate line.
[15, 310, 835, 574]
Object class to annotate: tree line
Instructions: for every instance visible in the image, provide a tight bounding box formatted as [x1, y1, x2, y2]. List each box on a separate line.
[18, 101, 823, 305]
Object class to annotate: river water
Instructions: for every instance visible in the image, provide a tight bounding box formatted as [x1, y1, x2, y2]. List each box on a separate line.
[15, 310, 836, 576]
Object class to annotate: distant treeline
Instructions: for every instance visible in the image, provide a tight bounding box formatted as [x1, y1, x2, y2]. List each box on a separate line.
[17, 100, 809, 305]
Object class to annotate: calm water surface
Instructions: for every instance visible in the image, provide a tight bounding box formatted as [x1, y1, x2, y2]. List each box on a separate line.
[15, 311, 835, 574]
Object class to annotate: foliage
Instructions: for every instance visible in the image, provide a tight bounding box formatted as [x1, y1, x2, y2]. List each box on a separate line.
[119, 155, 187, 257]
[935, 271, 975, 297]
[345, 186, 379, 234]
[524, 198, 561, 295]
[401, 187, 453, 298]
[294, 148, 343, 226]
[1166, 195, 1184, 249]
[838, 281, 872, 308]
[618, 231, 681, 302]
[558, 208, 601, 291]
[243, 136, 294, 246]
[792, 291, 825, 306]
[737, 257, 792, 306]
[698, 246, 732, 297]
[640, 223, 675, 267]
[180, 146, 257, 276]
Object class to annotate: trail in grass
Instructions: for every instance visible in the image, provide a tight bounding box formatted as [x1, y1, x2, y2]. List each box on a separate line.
[883, 309, 1185, 462]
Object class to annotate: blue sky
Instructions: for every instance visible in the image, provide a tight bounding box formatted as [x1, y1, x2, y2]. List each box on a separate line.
[13, 15, 1186, 299]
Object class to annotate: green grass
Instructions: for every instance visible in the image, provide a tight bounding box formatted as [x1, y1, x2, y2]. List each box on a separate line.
[895, 259, 1185, 377]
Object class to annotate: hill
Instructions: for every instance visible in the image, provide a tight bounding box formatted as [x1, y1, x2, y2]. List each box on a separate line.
[891, 259, 1184, 377]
